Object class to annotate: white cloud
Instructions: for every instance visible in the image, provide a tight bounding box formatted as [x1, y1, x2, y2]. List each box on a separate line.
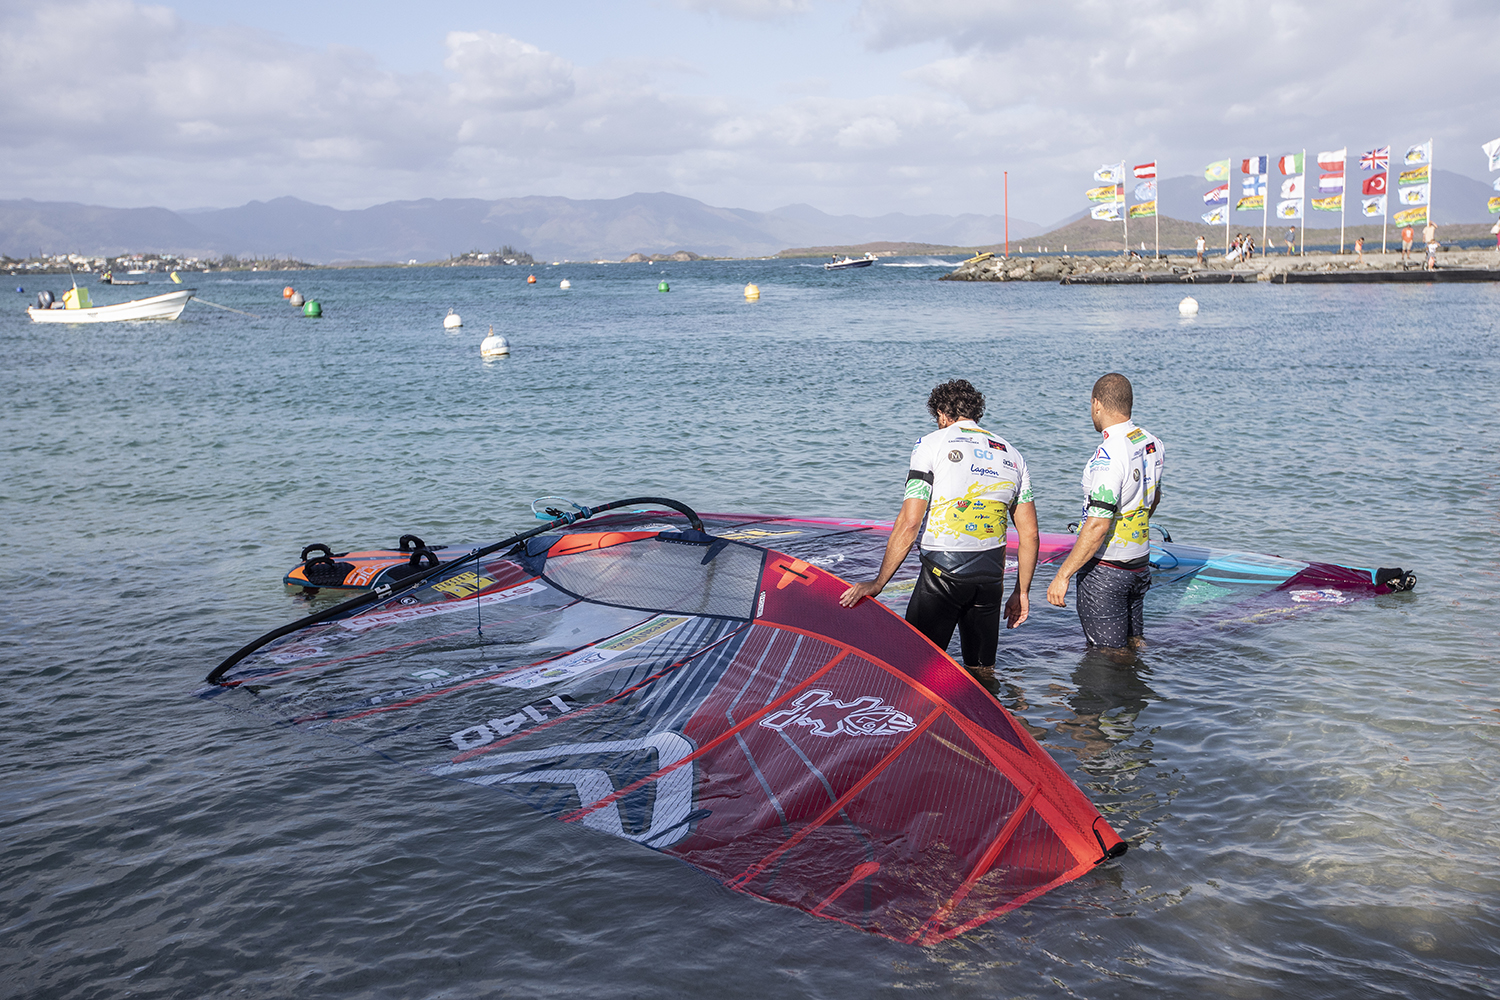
[672, 0, 815, 20]
[444, 31, 576, 111]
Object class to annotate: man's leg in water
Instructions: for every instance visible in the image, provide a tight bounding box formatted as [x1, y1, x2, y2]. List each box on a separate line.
[905, 565, 964, 654]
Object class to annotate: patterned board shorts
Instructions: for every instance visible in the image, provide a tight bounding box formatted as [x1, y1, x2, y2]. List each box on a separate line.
[1075, 559, 1151, 648]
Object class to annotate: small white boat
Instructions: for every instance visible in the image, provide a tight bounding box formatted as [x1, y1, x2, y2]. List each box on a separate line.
[28, 288, 194, 323]
[824, 253, 877, 271]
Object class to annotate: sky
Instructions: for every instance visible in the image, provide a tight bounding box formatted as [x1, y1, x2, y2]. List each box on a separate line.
[2, 0, 1498, 225]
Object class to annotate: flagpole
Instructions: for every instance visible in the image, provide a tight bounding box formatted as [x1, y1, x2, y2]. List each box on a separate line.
[1299, 148, 1306, 256]
[1224, 154, 1231, 255]
[1382, 142, 1389, 256]
[1428, 137, 1435, 235]
[1155, 160, 1161, 259]
[1339, 146, 1346, 254]
[1121, 166, 1129, 256]
[1004, 171, 1009, 258]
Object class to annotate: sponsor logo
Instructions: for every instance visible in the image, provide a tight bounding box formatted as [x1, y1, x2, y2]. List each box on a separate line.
[339, 580, 548, 632]
[1145, 441, 1157, 454]
[1095, 446, 1111, 461]
[432, 570, 496, 599]
[494, 615, 692, 690]
[1001, 459, 1017, 470]
[947, 449, 963, 462]
[987, 440, 1007, 451]
[1127, 428, 1147, 444]
[760, 689, 917, 738]
[449, 694, 576, 750]
[347, 563, 381, 587]
[969, 464, 1001, 478]
[972, 448, 995, 461]
[1289, 589, 1353, 604]
[269, 643, 325, 664]
[398, 595, 420, 605]
[1133, 469, 1141, 481]
[719, 528, 802, 541]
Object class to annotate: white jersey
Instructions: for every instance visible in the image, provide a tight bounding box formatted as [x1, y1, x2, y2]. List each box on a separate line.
[1080, 420, 1165, 565]
[906, 421, 1033, 552]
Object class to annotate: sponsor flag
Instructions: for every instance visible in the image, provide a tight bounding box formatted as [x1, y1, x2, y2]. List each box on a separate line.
[1278, 153, 1304, 175]
[1242, 175, 1267, 196]
[1361, 195, 1387, 218]
[1317, 148, 1346, 173]
[1312, 195, 1343, 211]
[1204, 159, 1230, 181]
[1493, 176, 1500, 191]
[1489, 195, 1500, 214]
[1276, 200, 1303, 220]
[1129, 200, 1157, 219]
[1318, 173, 1345, 192]
[1279, 176, 1304, 199]
[1201, 206, 1227, 225]
[1091, 203, 1124, 221]
[1204, 184, 1229, 204]
[1241, 155, 1268, 175]
[1236, 195, 1266, 212]
[1393, 206, 1427, 226]
[1362, 173, 1387, 196]
[1404, 141, 1431, 165]
[1087, 184, 1121, 202]
[1398, 165, 1429, 185]
[1133, 161, 1157, 179]
[1134, 180, 1157, 201]
[1360, 146, 1389, 171]
[1398, 184, 1429, 206]
[1094, 162, 1125, 183]
[1484, 138, 1500, 171]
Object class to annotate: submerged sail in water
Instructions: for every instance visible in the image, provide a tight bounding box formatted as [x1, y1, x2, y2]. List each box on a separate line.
[210, 501, 1127, 944]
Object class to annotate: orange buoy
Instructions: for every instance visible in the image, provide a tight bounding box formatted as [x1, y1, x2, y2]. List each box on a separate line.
[526, 274, 537, 284]
[282, 286, 295, 299]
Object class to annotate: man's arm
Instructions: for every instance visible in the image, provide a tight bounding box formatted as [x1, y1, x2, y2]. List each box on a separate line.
[1005, 500, 1039, 627]
[1046, 516, 1110, 607]
[839, 497, 927, 607]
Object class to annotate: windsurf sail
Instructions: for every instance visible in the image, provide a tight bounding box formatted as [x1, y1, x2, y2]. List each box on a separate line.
[208, 498, 1127, 944]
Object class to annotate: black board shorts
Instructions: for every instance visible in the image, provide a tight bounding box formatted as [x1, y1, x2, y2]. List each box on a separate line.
[905, 561, 1004, 667]
[1075, 558, 1151, 648]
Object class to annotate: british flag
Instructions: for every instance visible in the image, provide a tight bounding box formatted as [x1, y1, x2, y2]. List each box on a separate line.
[1360, 146, 1390, 172]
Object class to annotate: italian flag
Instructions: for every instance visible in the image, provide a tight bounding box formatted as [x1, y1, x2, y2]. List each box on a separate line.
[1278, 153, 1304, 175]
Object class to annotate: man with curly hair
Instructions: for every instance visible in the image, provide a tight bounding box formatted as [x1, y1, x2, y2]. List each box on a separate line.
[1046, 373, 1165, 653]
[839, 379, 1039, 673]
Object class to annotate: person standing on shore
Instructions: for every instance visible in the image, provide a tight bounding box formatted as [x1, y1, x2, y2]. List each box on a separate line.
[1285, 226, 1296, 256]
[1492, 219, 1500, 252]
[1045, 374, 1165, 654]
[1401, 225, 1415, 264]
[1356, 236, 1365, 264]
[1424, 221, 1439, 271]
[1195, 235, 1205, 265]
[840, 379, 1039, 677]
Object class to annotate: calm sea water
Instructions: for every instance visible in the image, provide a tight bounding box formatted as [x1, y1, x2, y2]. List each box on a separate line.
[2, 260, 1497, 999]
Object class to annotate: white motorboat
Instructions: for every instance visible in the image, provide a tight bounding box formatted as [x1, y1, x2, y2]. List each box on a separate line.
[27, 288, 194, 323]
[824, 253, 877, 271]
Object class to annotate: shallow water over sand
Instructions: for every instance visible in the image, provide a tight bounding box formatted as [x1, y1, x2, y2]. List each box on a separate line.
[2, 261, 1497, 998]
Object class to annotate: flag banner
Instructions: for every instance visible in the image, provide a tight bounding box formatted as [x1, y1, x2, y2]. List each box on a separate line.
[1360, 146, 1389, 171]
[1201, 206, 1227, 225]
[1242, 155, 1269, 175]
[1236, 195, 1266, 212]
[1204, 159, 1230, 181]
[1312, 195, 1343, 212]
[1404, 141, 1431, 165]
[1489, 195, 1500, 214]
[1398, 165, 1429, 185]
[1393, 206, 1427, 226]
[1203, 184, 1229, 204]
[1134, 180, 1157, 201]
[1133, 161, 1157, 178]
[1280, 176, 1304, 199]
[1278, 153, 1304, 175]
[1087, 185, 1123, 202]
[1485, 138, 1500, 172]
[1129, 200, 1157, 219]
[1318, 173, 1345, 192]
[1398, 184, 1429, 206]
[1361, 195, 1387, 218]
[1091, 203, 1124, 221]
[1276, 200, 1303, 220]
[1317, 149, 1347, 172]
[1362, 173, 1387, 196]
[1094, 162, 1125, 183]
[1242, 175, 1267, 196]
[1493, 176, 1500, 191]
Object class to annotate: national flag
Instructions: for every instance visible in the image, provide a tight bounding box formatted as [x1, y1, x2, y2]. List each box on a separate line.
[1398, 184, 1429, 206]
[1203, 184, 1228, 204]
[1242, 175, 1267, 196]
[1275, 200, 1303, 220]
[1204, 159, 1230, 181]
[1393, 206, 1427, 227]
[1201, 206, 1227, 225]
[1317, 149, 1346, 173]
[1129, 200, 1157, 219]
[1134, 180, 1157, 201]
[1485, 138, 1500, 172]
[1404, 141, 1431, 166]
[1241, 156, 1268, 175]
[1280, 176, 1304, 199]
[1362, 173, 1387, 196]
[1489, 195, 1500, 214]
[1278, 153, 1304, 175]
[1398, 165, 1429, 185]
[1087, 185, 1123, 203]
[1361, 195, 1387, 218]
[1133, 161, 1157, 179]
[1094, 162, 1125, 183]
[1312, 195, 1343, 212]
[1359, 146, 1389, 171]
[1091, 203, 1124, 221]
[1236, 195, 1265, 212]
[1318, 173, 1345, 192]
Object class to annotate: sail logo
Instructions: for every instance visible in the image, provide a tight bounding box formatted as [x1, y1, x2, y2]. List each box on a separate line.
[759, 689, 917, 738]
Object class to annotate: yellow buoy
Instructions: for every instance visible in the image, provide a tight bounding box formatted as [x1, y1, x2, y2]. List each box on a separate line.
[743, 283, 760, 300]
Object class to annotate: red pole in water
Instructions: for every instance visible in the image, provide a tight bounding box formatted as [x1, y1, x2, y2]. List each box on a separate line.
[1004, 171, 1009, 258]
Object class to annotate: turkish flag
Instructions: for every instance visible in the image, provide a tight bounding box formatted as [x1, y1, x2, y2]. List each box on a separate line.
[1363, 173, 1387, 196]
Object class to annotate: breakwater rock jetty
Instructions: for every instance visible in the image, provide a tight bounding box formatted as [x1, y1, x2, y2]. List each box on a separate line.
[942, 249, 1500, 285]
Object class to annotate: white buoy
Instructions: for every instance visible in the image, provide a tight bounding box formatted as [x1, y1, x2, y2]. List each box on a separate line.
[443, 308, 462, 329]
[1179, 296, 1199, 316]
[559, 279, 571, 290]
[480, 325, 510, 357]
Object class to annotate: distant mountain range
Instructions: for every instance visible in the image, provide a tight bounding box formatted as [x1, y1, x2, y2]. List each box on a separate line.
[0, 193, 1046, 263]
